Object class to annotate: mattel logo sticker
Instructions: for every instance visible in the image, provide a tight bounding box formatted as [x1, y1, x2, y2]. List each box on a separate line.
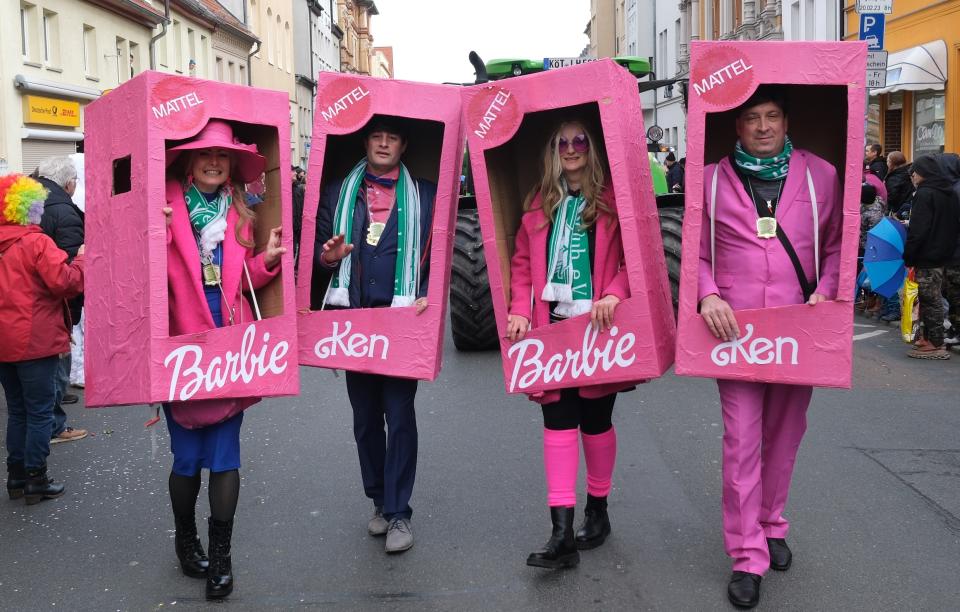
[318, 77, 373, 130]
[689, 45, 757, 110]
[467, 86, 521, 147]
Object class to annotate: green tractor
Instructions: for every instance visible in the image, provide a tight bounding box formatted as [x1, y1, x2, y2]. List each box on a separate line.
[449, 53, 684, 351]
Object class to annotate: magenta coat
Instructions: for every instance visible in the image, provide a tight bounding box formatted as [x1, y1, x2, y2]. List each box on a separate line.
[164, 178, 280, 427]
[509, 188, 633, 404]
[698, 149, 843, 310]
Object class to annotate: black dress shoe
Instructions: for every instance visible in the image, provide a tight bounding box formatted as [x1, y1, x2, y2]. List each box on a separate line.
[767, 537, 792, 571]
[526, 507, 580, 569]
[7, 464, 26, 500]
[575, 494, 611, 550]
[727, 571, 761, 609]
[61, 394, 79, 405]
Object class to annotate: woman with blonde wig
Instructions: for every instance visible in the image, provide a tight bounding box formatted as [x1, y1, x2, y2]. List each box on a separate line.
[506, 120, 632, 569]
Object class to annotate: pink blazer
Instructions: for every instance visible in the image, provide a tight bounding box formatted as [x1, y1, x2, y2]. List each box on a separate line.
[697, 149, 843, 310]
[509, 188, 633, 404]
[164, 178, 280, 426]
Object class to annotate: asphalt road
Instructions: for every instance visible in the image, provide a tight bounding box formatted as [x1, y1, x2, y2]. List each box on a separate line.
[1, 314, 959, 611]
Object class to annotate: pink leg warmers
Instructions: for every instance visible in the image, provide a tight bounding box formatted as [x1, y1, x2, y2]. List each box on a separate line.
[543, 428, 579, 507]
[582, 427, 617, 497]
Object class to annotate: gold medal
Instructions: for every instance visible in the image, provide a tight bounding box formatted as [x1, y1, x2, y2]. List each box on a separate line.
[202, 263, 221, 286]
[756, 217, 778, 239]
[366, 221, 386, 246]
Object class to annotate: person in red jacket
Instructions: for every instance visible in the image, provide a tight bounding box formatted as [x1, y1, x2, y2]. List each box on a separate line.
[506, 120, 632, 570]
[0, 174, 84, 505]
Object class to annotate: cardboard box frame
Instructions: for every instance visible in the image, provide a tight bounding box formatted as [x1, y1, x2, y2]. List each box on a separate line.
[296, 73, 464, 381]
[462, 59, 676, 396]
[675, 41, 868, 388]
[84, 72, 299, 407]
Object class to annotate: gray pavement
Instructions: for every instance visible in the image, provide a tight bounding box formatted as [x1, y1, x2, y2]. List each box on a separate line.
[1, 314, 959, 611]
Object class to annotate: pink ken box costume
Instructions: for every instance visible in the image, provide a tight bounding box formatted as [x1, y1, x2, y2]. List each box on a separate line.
[296, 73, 463, 380]
[462, 59, 676, 400]
[676, 42, 866, 575]
[83, 72, 299, 411]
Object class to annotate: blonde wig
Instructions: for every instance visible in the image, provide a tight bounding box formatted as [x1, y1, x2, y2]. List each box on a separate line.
[524, 120, 611, 228]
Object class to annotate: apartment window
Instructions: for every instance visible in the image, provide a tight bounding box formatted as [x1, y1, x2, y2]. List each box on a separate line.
[42, 9, 60, 67]
[239, 64, 246, 85]
[188, 27, 196, 68]
[674, 18, 680, 69]
[285, 22, 292, 73]
[228, 60, 235, 84]
[83, 25, 98, 78]
[658, 29, 667, 78]
[129, 41, 140, 78]
[115, 36, 127, 83]
[158, 24, 168, 67]
[266, 8, 274, 64]
[216, 56, 224, 81]
[804, 0, 814, 39]
[20, 3, 33, 58]
[172, 20, 182, 72]
[251, 0, 260, 57]
[790, 1, 799, 40]
[276, 15, 283, 70]
[199, 34, 208, 77]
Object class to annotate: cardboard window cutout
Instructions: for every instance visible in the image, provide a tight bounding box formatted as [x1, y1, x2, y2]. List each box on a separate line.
[83, 72, 299, 407]
[296, 74, 463, 381]
[675, 42, 867, 388]
[462, 60, 676, 396]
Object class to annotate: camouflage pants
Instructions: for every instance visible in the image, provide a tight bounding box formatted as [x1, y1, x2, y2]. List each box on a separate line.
[916, 266, 960, 346]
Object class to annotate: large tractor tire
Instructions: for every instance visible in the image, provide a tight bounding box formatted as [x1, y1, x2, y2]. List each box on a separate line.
[450, 209, 498, 350]
[658, 206, 684, 313]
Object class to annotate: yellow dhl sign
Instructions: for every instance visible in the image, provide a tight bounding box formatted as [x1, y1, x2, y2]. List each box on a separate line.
[22, 95, 81, 127]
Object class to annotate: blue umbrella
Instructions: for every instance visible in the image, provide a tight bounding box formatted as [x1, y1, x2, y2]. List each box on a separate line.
[863, 217, 907, 298]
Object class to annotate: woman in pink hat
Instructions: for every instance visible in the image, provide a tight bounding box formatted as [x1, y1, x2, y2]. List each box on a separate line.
[506, 120, 633, 570]
[162, 119, 284, 600]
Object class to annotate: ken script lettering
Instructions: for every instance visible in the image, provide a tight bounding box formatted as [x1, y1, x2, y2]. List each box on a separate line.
[164, 324, 290, 402]
[507, 324, 637, 392]
[709, 324, 798, 367]
[314, 320, 390, 361]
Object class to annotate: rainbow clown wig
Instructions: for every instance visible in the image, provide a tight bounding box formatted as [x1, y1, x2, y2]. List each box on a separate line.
[0, 174, 47, 226]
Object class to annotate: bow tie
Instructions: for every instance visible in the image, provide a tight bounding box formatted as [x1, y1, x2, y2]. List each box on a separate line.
[365, 172, 396, 188]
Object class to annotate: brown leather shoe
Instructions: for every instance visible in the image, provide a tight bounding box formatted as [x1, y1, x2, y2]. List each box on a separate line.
[51, 427, 88, 444]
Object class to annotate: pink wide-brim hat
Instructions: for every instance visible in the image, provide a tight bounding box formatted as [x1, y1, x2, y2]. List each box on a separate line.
[166, 119, 266, 184]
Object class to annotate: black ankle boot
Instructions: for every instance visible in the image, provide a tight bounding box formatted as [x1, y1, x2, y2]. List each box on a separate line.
[174, 514, 208, 579]
[24, 466, 64, 505]
[526, 506, 580, 569]
[575, 494, 611, 550]
[7, 464, 26, 500]
[206, 518, 234, 600]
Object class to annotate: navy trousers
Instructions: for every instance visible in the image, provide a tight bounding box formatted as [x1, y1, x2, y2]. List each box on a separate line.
[345, 371, 418, 520]
[1, 356, 59, 471]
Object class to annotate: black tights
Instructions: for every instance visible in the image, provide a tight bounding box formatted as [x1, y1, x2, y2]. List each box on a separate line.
[169, 470, 240, 522]
[541, 388, 616, 435]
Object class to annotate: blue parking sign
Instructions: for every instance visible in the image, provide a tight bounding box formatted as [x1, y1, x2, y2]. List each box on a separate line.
[859, 13, 885, 50]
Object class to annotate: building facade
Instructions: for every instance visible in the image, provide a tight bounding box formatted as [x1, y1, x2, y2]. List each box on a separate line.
[293, 0, 342, 168]
[586, 0, 617, 58]
[845, 0, 957, 159]
[371, 46, 392, 78]
[248, 0, 297, 163]
[338, 0, 377, 75]
[782, 0, 840, 41]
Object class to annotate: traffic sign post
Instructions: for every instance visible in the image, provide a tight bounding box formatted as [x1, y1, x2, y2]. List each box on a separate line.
[859, 13, 885, 50]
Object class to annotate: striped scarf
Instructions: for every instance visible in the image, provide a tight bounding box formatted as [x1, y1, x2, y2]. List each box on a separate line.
[734, 136, 794, 181]
[541, 189, 592, 318]
[183, 183, 229, 258]
[325, 160, 421, 307]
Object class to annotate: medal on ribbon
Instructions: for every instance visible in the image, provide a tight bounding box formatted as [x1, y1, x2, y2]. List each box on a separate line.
[756, 217, 777, 239]
[202, 263, 221, 286]
[366, 221, 385, 246]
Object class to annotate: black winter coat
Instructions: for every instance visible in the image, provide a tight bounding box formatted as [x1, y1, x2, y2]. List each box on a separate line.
[903, 176, 960, 268]
[884, 164, 913, 214]
[38, 176, 85, 323]
[939, 153, 960, 265]
[866, 157, 887, 180]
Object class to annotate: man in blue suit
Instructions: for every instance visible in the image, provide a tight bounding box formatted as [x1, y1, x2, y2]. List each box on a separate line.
[314, 115, 435, 554]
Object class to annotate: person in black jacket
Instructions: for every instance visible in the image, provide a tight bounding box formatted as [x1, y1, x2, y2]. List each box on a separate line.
[864, 143, 887, 180]
[36, 156, 88, 443]
[885, 151, 913, 214]
[903, 155, 960, 359]
[665, 151, 684, 193]
[937, 153, 960, 346]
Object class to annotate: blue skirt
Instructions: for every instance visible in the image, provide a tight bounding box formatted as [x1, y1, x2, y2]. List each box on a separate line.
[163, 405, 243, 475]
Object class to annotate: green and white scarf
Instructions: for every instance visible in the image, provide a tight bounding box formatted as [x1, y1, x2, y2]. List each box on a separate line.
[325, 160, 422, 308]
[184, 183, 229, 258]
[734, 136, 794, 181]
[542, 189, 593, 318]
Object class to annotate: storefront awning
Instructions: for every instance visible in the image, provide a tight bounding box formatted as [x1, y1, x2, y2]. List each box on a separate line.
[871, 40, 947, 95]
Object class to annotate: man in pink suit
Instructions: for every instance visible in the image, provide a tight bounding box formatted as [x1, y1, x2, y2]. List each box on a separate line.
[697, 86, 843, 609]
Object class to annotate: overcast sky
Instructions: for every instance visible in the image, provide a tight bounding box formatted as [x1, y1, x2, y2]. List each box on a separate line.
[371, 0, 591, 84]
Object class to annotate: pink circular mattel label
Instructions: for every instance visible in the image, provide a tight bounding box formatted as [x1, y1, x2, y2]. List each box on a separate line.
[466, 86, 521, 147]
[316, 77, 373, 131]
[150, 77, 210, 135]
[689, 46, 758, 110]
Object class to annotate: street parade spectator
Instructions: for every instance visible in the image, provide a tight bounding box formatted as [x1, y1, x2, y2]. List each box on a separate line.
[67, 153, 86, 389]
[313, 115, 435, 554]
[163, 119, 285, 599]
[885, 151, 913, 214]
[698, 86, 842, 608]
[903, 154, 960, 360]
[665, 151, 685, 193]
[0, 174, 84, 505]
[35, 156, 88, 444]
[865, 143, 887, 180]
[292, 165, 306, 268]
[506, 120, 632, 570]
[863, 168, 887, 204]
[857, 182, 888, 318]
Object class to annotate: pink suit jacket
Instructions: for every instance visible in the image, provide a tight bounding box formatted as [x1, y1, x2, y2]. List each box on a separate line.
[164, 178, 280, 426]
[698, 149, 843, 310]
[509, 188, 634, 404]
